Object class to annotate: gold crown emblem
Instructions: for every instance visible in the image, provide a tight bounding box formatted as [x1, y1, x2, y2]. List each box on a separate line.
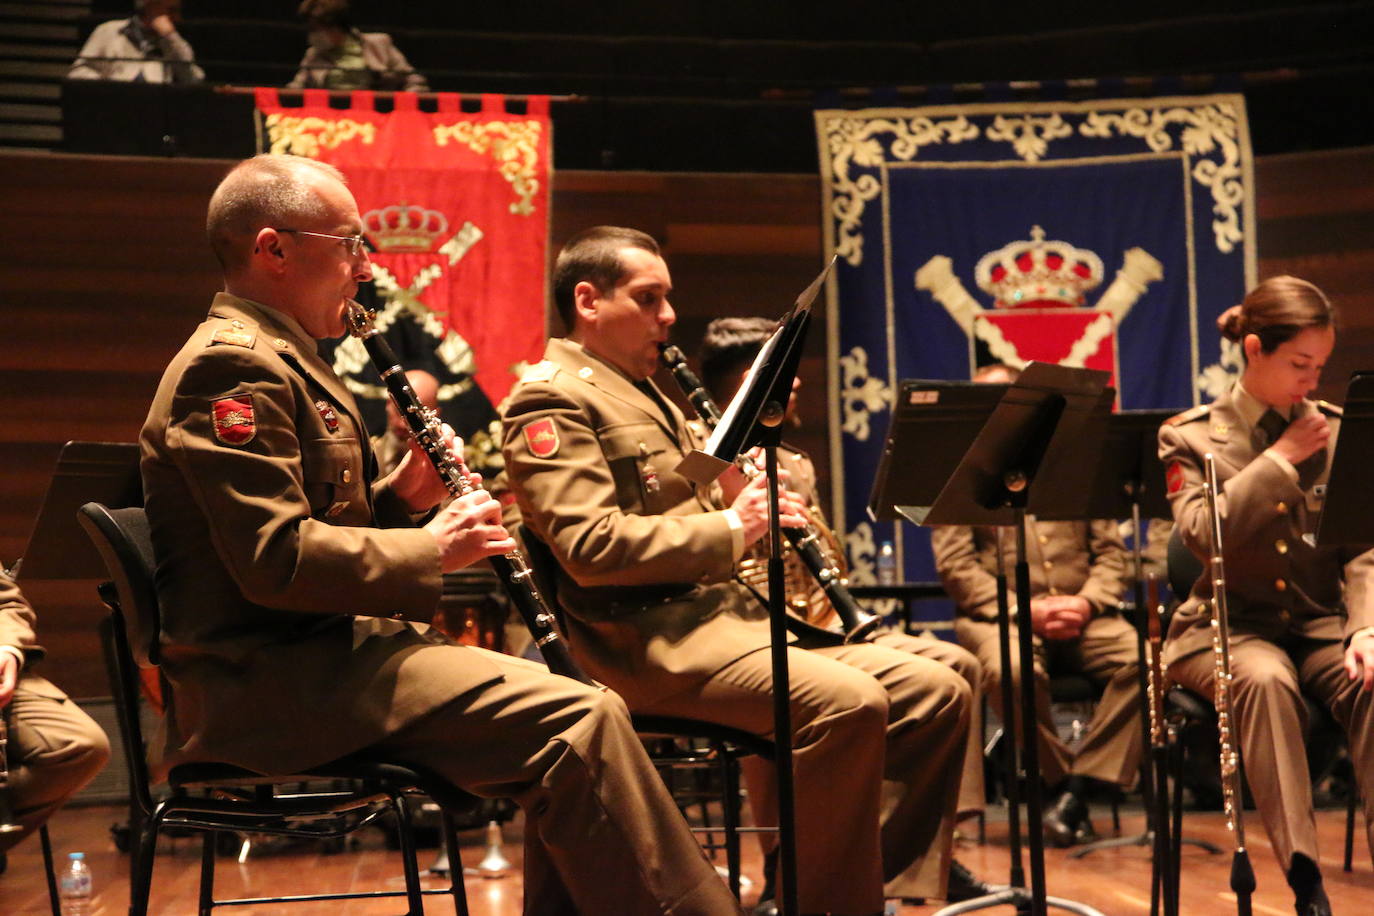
[974, 225, 1104, 308]
[362, 203, 449, 253]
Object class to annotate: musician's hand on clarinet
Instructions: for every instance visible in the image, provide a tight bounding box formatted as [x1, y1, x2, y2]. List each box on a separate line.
[730, 472, 807, 547]
[393, 423, 463, 512]
[0, 651, 17, 708]
[1270, 413, 1330, 466]
[718, 447, 779, 504]
[1344, 630, 1374, 692]
[424, 489, 516, 573]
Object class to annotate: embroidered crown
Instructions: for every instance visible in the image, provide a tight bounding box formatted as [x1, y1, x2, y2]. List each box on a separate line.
[362, 203, 449, 253]
[974, 225, 1104, 308]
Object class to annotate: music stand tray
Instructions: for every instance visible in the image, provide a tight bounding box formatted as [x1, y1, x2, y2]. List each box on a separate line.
[17, 441, 142, 581]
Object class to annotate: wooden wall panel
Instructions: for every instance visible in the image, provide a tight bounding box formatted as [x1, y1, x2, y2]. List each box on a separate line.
[1, 146, 1371, 697]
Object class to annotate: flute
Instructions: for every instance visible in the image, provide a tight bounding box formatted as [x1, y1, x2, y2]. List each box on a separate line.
[1204, 453, 1256, 916]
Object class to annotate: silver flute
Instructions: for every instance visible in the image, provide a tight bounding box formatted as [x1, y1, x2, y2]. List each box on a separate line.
[1204, 452, 1255, 915]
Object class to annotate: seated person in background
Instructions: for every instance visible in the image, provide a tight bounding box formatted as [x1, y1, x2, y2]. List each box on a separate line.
[931, 362, 1143, 848]
[0, 569, 110, 875]
[139, 156, 741, 915]
[696, 316, 987, 823]
[288, 0, 428, 92]
[371, 368, 441, 476]
[68, 0, 204, 84]
[503, 226, 981, 914]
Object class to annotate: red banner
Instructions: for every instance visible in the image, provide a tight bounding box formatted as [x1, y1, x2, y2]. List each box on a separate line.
[254, 88, 550, 409]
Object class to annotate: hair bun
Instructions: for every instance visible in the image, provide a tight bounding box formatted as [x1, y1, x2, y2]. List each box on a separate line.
[1216, 303, 1246, 341]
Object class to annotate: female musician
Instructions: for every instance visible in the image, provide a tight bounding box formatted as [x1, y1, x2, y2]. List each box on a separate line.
[1159, 276, 1374, 916]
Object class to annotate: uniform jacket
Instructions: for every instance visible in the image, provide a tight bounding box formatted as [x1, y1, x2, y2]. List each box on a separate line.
[501, 338, 772, 705]
[140, 293, 501, 778]
[1, 571, 72, 708]
[931, 518, 1130, 624]
[287, 31, 428, 92]
[1158, 387, 1374, 664]
[67, 18, 204, 84]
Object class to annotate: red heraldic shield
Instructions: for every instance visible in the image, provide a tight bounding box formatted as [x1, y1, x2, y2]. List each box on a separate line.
[212, 396, 256, 446]
[523, 418, 560, 458]
[253, 88, 552, 409]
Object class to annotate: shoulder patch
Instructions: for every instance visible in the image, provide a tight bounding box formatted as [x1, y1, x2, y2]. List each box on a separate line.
[1164, 403, 1211, 427]
[210, 327, 256, 349]
[211, 395, 256, 446]
[518, 360, 559, 385]
[523, 418, 560, 458]
[1316, 399, 1343, 418]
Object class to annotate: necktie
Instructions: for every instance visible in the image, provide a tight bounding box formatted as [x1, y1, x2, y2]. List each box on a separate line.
[1257, 409, 1289, 447]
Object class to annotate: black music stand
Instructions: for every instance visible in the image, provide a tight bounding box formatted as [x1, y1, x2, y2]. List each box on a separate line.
[677, 259, 830, 916]
[1316, 370, 1374, 549]
[871, 362, 1110, 916]
[1064, 411, 1219, 913]
[16, 442, 142, 580]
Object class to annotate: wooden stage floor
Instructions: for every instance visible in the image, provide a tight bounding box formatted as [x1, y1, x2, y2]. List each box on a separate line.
[4, 802, 1370, 914]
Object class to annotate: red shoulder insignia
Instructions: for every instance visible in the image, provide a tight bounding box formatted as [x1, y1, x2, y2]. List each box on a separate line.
[212, 395, 256, 446]
[1166, 460, 1186, 495]
[1164, 403, 1211, 427]
[523, 418, 560, 458]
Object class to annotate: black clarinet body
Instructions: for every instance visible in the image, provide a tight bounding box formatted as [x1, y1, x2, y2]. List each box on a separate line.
[344, 302, 591, 685]
[658, 344, 881, 642]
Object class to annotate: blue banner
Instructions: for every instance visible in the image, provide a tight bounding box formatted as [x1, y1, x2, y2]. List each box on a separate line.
[815, 95, 1256, 600]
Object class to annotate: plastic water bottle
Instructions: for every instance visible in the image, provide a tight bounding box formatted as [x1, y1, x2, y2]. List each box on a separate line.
[876, 541, 897, 585]
[59, 851, 92, 916]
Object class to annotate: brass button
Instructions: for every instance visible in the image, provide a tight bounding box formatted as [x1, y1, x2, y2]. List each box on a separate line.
[1276, 501, 1288, 514]
[231, 319, 244, 329]
[1275, 539, 1288, 554]
[274, 337, 288, 349]
[1279, 610, 1292, 624]
[578, 366, 593, 379]
[341, 468, 353, 484]
[1039, 534, 1050, 545]
[1275, 578, 1287, 592]
[1042, 560, 1053, 570]
[638, 442, 649, 456]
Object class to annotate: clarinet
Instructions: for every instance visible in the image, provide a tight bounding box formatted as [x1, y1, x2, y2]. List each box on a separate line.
[344, 301, 591, 685]
[1204, 453, 1256, 916]
[658, 344, 881, 643]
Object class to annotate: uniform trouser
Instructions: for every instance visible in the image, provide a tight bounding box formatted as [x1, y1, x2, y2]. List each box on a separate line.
[370, 648, 742, 916]
[956, 612, 1144, 789]
[639, 641, 970, 913]
[872, 630, 986, 815]
[1169, 635, 1374, 874]
[1, 676, 111, 853]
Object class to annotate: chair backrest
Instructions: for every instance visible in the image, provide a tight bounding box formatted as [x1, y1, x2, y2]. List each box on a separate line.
[78, 502, 160, 811]
[1166, 525, 1204, 601]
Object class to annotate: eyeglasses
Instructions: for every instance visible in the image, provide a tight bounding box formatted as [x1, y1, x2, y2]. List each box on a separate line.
[276, 228, 369, 256]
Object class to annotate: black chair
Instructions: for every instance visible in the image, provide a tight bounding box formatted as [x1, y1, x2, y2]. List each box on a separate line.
[516, 525, 775, 899]
[78, 501, 471, 916]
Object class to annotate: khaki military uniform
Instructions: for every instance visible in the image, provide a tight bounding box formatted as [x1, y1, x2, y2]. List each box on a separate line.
[1159, 384, 1374, 872]
[932, 517, 1143, 789]
[773, 445, 986, 815]
[0, 571, 110, 852]
[140, 295, 741, 915]
[503, 338, 971, 911]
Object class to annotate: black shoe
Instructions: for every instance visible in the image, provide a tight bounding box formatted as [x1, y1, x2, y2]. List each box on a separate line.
[1287, 852, 1332, 916]
[945, 858, 994, 902]
[1043, 789, 1097, 848]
